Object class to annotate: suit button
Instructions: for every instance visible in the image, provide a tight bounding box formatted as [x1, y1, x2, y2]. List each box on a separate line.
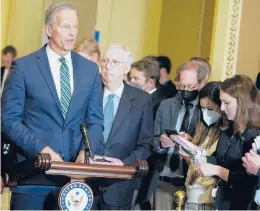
[230, 185, 233, 188]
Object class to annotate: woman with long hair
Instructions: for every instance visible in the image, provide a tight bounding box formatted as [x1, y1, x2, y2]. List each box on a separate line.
[179, 81, 222, 210]
[198, 75, 260, 210]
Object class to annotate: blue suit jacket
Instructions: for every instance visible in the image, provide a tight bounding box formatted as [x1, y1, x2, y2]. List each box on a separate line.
[1, 45, 104, 185]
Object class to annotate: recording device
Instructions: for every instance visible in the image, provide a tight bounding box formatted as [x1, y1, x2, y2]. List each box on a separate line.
[80, 124, 94, 163]
[165, 129, 178, 137]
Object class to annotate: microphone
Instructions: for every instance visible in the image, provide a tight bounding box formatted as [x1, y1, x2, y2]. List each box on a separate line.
[80, 123, 94, 160]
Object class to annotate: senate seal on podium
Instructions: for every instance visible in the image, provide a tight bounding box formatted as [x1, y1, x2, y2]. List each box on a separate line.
[59, 181, 93, 211]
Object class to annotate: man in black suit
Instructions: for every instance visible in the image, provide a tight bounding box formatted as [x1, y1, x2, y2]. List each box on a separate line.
[129, 58, 167, 119]
[1, 46, 17, 193]
[1, 45, 17, 91]
[91, 43, 154, 210]
[157, 56, 177, 98]
[148, 61, 210, 210]
[129, 58, 167, 209]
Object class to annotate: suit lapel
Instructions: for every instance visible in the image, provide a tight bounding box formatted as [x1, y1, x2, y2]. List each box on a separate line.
[36, 45, 63, 118]
[64, 51, 80, 126]
[187, 106, 200, 134]
[106, 84, 133, 144]
[170, 102, 182, 130]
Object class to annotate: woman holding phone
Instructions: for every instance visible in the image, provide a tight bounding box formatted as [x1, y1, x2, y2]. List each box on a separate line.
[173, 81, 223, 210]
[198, 75, 260, 210]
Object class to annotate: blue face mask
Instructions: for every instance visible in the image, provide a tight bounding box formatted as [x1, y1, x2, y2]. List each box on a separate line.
[128, 81, 148, 91]
[128, 81, 143, 89]
[201, 108, 221, 126]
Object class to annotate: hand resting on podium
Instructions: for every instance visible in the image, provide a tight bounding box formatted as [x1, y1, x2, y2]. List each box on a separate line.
[40, 146, 63, 162]
[75, 150, 124, 166]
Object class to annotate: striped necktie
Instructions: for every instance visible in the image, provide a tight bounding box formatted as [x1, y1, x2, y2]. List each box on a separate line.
[103, 94, 115, 143]
[59, 57, 72, 119]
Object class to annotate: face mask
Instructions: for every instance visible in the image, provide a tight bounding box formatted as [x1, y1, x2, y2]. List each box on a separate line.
[180, 90, 199, 103]
[128, 81, 143, 90]
[202, 108, 221, 126]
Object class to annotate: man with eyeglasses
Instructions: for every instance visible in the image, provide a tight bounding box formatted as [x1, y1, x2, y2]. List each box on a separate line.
[90, 43, 154, 210]
[146, 61, 210, 210]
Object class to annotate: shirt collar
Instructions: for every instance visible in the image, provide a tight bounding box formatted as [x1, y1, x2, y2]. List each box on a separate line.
[148, 88, 157, 94]
[46, 44, 71, 64]
[104, 83, 124, 99]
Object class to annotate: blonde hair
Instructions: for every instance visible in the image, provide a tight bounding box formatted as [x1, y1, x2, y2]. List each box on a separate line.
[74, 38, 101, 59]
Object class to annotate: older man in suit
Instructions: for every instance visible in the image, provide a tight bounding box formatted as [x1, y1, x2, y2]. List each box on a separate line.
[147, 61, 210, 210]
[1, 3, 103, 210]
[90, 43, 154, 210]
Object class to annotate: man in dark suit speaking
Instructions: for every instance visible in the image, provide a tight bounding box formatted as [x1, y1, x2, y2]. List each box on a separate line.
[1, 2, 103, 210]
[90, 43, 154, 210]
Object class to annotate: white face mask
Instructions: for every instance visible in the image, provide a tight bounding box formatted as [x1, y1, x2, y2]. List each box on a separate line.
[201, 108, 221, 126]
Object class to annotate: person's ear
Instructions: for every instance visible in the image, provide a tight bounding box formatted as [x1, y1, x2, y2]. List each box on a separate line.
[91, 53, 99, 63]
[148, 78, 155, 88]
[124, 64, 130, 75]
[45, 25, 52, 38]
[199, 78, 208, 89]
[160, 68, 168, 75]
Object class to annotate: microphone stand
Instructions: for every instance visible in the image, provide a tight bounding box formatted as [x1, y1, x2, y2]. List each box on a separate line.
[84, 145, 91, 164]
[80, 124, 94, 164]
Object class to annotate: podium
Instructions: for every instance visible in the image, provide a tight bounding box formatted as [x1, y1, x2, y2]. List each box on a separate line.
[3, 154, 148, 210]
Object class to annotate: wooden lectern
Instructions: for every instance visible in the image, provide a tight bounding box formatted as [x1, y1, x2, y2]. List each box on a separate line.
[3, 153, 148, 210]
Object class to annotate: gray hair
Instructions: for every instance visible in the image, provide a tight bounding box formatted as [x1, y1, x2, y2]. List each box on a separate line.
[175, 61, 208, 83]
[45, 2, 76, 27]
[107, 43, 133, 71]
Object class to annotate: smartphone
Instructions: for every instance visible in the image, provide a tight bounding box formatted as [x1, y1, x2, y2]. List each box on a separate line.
[165, 129, 178, 137]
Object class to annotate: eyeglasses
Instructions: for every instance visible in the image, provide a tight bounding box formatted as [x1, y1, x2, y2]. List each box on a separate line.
[101, 58, 125, 67]
[177, 84, 199, 91]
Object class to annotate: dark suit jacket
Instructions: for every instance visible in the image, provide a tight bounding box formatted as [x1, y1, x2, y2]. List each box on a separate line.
[1, 66, 5, 84]
[207, 125, 258, 210]
[151, 87, 167, 120]
[1, 66, 14, 177]
[161, 80, 177, 98]
[145, 93, 200, 200]
[256, 72, 260, 90]
[1, 45, 104, 187]
[99, 83, 154, 206]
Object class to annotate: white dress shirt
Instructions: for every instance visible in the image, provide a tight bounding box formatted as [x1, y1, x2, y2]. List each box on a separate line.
[103, 83, 124, 116]
[148, 88, 157, 94]
[1, 68, 9, 93]
[46, 45, 74, 100]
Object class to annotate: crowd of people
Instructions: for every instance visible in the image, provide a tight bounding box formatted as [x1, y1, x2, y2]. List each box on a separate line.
[1, 2, 260, 210]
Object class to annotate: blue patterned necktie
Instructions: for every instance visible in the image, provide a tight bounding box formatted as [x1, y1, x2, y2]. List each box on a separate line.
[103, 94, 115, 143]
[59, 57, 72, 119]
